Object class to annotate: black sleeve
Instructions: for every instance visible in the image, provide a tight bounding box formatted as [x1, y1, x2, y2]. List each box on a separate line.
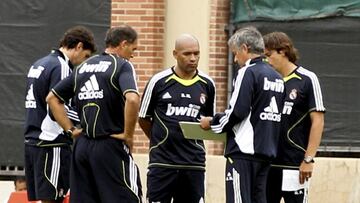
[51, 72, 75, 103]
[118, 61, 139, 95]
[205, 80, 216, 116]
[211, 68, 254, 133]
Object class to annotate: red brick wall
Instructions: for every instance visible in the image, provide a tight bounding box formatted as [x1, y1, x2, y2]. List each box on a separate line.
[111, 0, 230, 155]
[207, 0, 230, 155]
[111, 0, 165, 153]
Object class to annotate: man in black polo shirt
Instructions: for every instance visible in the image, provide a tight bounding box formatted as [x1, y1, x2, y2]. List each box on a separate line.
[24, 26, 95, 203]
[139, 34, 216, 203]
[264, 31, 325, 203]
[46, 25, 142, 203]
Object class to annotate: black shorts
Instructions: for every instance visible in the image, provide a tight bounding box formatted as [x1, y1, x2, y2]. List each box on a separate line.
[70, 136, 142, 203]
[225, 157, 270, 203]
[25, 144, 71, 201]
[147, 167, 205, 203]
[266, 167, 309, 203]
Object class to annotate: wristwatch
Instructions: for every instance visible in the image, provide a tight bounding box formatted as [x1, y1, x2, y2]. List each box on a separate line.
[303, 156, 315, 163]
[65, 126, 77, 138]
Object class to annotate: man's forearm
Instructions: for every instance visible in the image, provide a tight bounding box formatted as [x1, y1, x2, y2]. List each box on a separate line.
[46, 91, 73, 131]
[124, 92, 140, 138]
[306, 111, 324, 157]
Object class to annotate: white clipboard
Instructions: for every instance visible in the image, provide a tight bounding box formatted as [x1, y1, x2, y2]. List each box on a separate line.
[179, 121, 226, 142]
[282, 169, 309, 191]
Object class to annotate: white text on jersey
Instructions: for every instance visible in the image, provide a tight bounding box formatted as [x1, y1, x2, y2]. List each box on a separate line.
[78, 61, 111, 74]
[260, 96, 281, 122]
[27, 66, 45, 79]
[78, 75, 104, 100]
[25, 84, 37, 108]
[263, 77, 284, 93]
[282, 101, 294, 115]
[165, 103, 200, 118]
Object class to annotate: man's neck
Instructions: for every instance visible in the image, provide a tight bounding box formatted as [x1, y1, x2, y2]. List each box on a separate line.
[173, 66, 196, 80]
[279, 60, 297, 77]
[59, 47, 71, 62]
[105, 48, 116, 55]
[248, 53, 261, 59]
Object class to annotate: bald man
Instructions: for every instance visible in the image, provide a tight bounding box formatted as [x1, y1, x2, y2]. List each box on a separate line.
[139, 34, 216, 203]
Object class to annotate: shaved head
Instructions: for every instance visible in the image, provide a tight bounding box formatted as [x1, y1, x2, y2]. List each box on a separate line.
[175, 34, 199, 51]
[172, 34, 200, 79]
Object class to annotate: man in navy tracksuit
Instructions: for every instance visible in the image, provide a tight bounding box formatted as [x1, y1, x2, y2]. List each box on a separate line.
[201, 26, 285, 203]
[24, 26, 95, 203]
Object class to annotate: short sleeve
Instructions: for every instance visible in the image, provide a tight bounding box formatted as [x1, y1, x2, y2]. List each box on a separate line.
[139, 78, 158, 119]
[51, 72, 75, 103]
[306, 74, 326, 112]
[205, 79, 216, 116]
[118, 61, 139, 95]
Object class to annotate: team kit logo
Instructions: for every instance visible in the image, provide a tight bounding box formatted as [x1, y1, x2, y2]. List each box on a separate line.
[282, 89, 298, 115]
[200, 93, 207, 104]
[282, 101, 294, 115]
[163, 92, 201, 118]
[166, 103, 200, 118]
[27, 65, 45, 79]
[25, 65, 46, 109]
[289, 89, 297, 100]
[78, 74, 104, 100]
[260, 77, 284, 122]
[260, 96, 281, 122]
[78, 61, 111, 74]
[263, 77, 284, 93]
[25, 84, 36, 108]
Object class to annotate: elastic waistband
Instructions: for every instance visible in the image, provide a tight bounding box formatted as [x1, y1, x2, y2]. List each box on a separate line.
[226, 152, 272, 163]
[25, 138, 72, 147]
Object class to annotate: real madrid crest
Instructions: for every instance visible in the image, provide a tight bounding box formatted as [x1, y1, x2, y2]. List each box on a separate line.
[200, 93, 207, 104]
[289, 89, 297, 100]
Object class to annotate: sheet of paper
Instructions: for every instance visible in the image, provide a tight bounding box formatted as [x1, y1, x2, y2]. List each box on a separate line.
[179, 121, 226, 142]
[281, 169, 309, 191]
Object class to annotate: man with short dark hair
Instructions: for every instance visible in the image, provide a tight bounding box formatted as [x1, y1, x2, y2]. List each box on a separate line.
[24, 25, 95, 203]
[46, 25, 142, 203]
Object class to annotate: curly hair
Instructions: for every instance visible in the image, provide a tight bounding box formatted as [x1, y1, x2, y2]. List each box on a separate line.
[59, 25, 96, 53]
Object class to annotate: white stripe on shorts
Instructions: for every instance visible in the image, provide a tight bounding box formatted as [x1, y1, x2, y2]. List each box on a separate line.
[129, 157, 139, 195]
[50, 147, 61, 188]
[232, 168, 242, 203]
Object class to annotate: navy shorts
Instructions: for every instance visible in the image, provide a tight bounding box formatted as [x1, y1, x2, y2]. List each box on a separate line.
[225, 157, 270, 203]
[70, 136, 143, 203]
[25, 144, 71, 201]
[267, 167, 309, 203]
[147, 167, 205, 203]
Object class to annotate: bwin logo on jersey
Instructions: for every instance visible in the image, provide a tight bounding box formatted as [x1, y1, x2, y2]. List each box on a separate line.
[165, 103, 200, 118]
[25, 84, 36, 108]
[260, 96, 281, 122]
[263, 77, 284, 93]
[78, 75, 104, 100]
[78, 61, 111, 74]
[27, 66, 45, 79]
